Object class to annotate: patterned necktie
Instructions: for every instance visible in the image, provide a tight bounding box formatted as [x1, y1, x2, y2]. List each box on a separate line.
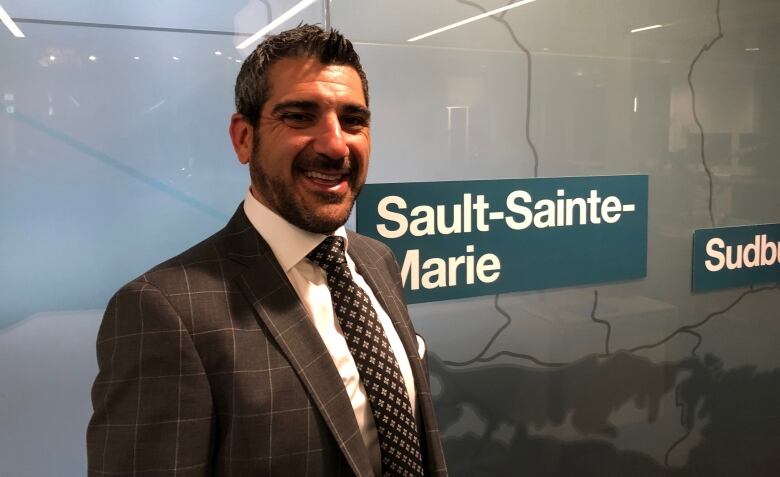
[307, 236, 424, 477]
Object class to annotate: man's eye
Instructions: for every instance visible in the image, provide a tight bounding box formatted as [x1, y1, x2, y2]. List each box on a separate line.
[281, 113, 312, 125]
[341, 116, 368, 130]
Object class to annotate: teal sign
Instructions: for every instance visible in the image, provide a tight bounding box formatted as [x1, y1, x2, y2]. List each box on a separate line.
[692, 223, 780, 292]
[356, 175, 648, 304]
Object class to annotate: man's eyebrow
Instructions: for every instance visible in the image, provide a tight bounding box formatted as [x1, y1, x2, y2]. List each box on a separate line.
[271, 100, 320, 115]
[271, 100, 371, 120]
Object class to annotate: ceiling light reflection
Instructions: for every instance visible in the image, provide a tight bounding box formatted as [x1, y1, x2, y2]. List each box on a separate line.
[630, 24, 663, 33]
[408, 0, 538, 42]
[237, 0, 317, 50]
[0, 4, 25, 38]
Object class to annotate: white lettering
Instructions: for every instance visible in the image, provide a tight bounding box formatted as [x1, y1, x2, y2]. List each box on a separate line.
[463, 193, 473, 233]
[556, 189, 566, 227]
[726, 244, 743, 270]
[421, 258, 447, 289]
[476, 254, 501, 283]
[743, 235, 760, 268]
[473, 195, 490, 232]
[705, 233, 780, 272]
[376, 188, 637, 238]
[505, 190, 533, 230]
[705, 238, 725, 272]
[410, 205, 436, 236]
[761, 235, 777, 265]
[447, 255, 465, 286]
[436, 204, 462, 235]
[587, 190, 602, 224]
[376, 196, 407, 239]
[399, 245, 501, 290]
[566, 197, 588, 226]
[533, 199, 556, 228]
[465, 244, 475, 284]
[601, 196, 622, 224]
[401, 249, 420, 290]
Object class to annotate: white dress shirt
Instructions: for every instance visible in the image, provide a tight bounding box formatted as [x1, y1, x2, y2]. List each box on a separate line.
[243, 190, 416, 476]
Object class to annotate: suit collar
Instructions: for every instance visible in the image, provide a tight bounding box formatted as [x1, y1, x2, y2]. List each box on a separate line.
[221, 206, 375, 477]
[241, 191, 351, 273]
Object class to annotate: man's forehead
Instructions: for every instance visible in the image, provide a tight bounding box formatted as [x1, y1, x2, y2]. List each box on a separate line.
[265, 56, 365, 105]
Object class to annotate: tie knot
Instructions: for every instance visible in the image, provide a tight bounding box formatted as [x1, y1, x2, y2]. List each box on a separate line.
[307, 236, 347, 271]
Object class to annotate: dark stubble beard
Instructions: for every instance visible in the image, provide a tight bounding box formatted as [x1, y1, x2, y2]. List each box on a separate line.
[248, 144, 361, 234]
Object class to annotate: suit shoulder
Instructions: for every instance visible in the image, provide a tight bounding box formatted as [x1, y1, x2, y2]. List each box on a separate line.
[347, 230, 394, 258]
[119, 227, 238, 299]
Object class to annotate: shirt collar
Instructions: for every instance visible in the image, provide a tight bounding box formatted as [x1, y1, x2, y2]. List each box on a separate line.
[243, 188, 348, 272]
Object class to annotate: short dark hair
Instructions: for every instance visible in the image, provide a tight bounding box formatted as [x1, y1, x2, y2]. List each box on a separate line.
[234, 24, 369, 127]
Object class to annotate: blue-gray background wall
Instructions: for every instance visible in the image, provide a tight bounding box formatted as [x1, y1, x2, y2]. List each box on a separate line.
[1, 0, 778, 475]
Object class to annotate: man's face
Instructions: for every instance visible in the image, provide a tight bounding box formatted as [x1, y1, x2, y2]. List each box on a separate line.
[249, 56, 370, 234]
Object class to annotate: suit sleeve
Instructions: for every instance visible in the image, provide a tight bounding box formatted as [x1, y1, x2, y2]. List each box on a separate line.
[87, 281, 214, 476]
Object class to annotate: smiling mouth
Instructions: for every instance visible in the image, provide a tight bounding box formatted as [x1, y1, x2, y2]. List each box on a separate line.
[301, 169, 350, 189]
[304, 170, 343, 182]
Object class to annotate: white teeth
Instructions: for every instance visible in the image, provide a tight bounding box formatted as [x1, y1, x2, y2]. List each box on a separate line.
[304, 171, 342, 181]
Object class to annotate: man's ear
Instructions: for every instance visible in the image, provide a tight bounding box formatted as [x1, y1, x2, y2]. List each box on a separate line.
[229, 113, 254, 165]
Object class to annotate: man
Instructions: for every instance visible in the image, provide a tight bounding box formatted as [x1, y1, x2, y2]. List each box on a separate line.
[87, 25, 447, 477]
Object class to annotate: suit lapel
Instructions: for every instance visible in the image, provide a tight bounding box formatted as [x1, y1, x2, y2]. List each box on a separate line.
[222, 207, 373, 477]
[347, 233, 447, 476]
[347, 232, 420, 375]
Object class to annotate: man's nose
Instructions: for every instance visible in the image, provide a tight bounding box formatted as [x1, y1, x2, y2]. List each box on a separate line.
[312, 114, 349, 160]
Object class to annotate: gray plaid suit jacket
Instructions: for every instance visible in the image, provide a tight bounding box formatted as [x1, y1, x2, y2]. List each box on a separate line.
[87, 205, 448, 477]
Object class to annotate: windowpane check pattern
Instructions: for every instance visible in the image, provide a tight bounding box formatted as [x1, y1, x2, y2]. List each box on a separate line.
[307, 236, 424, 477]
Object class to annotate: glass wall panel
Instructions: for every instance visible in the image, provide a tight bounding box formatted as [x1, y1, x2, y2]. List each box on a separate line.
[1, 0, 778, 475]
[332, 0, 779, 475]
[0, 2, 322, 475]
